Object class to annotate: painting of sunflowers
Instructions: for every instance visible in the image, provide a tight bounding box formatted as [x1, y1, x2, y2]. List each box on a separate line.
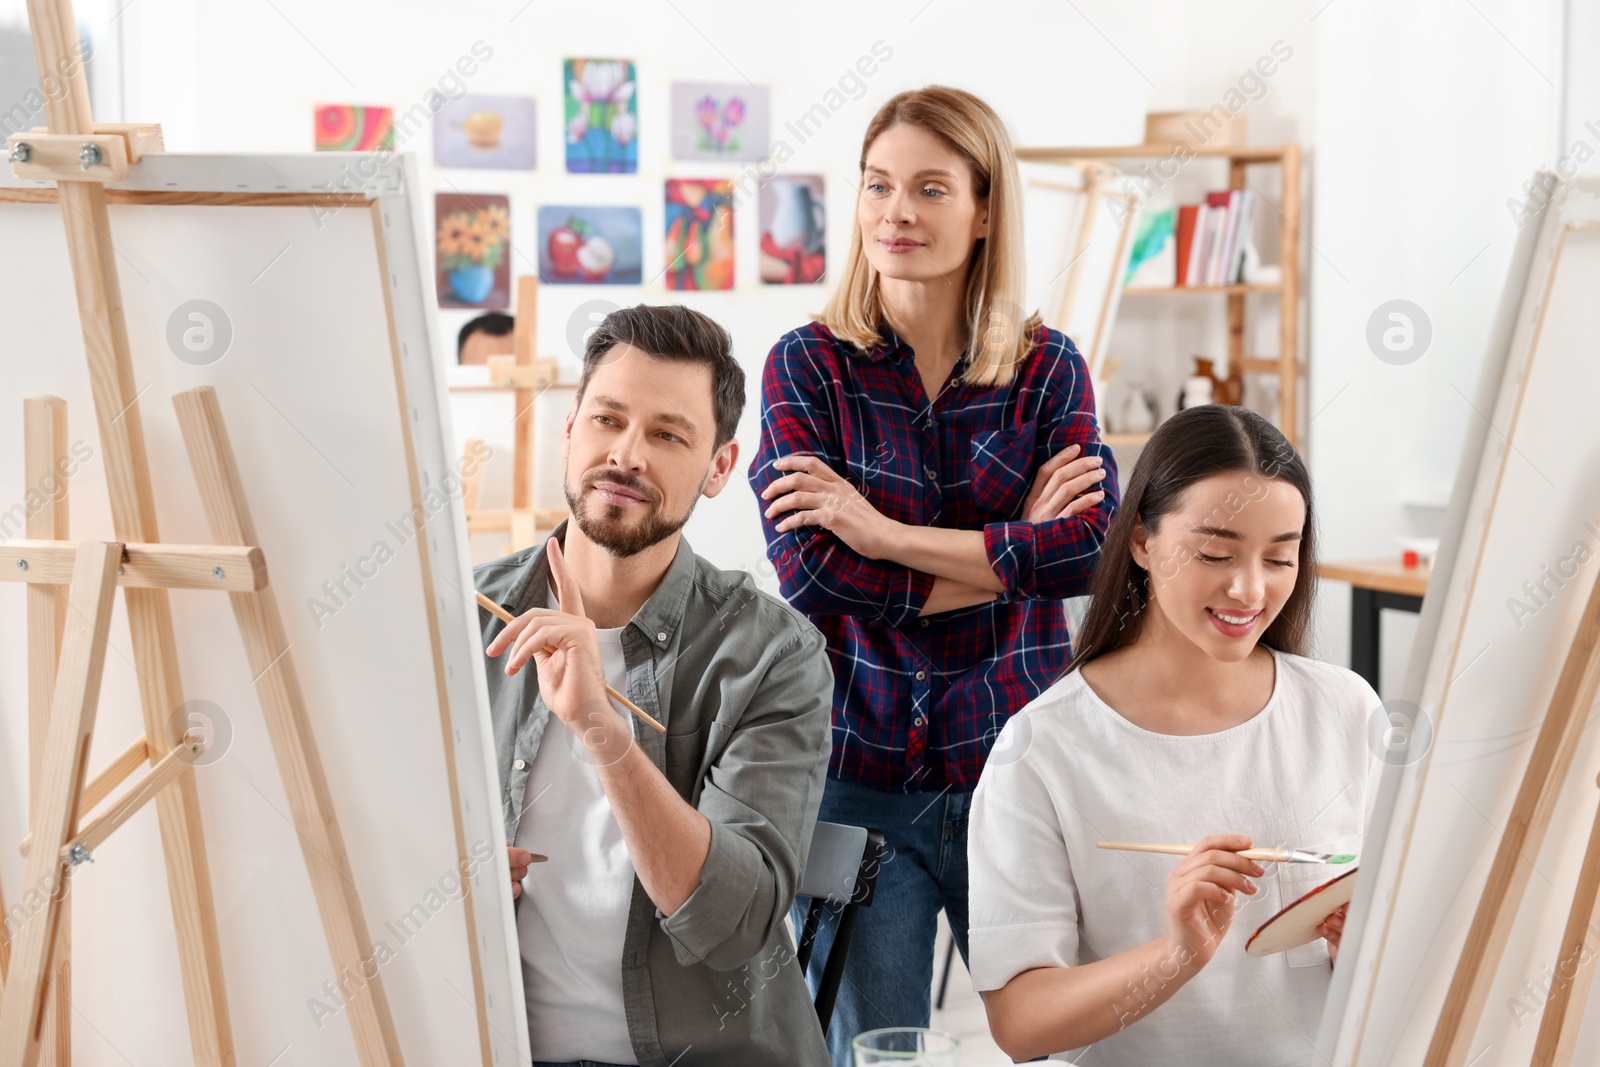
[435, 194, 512, 309]
[670, 83, 770, 162]
[565, 58, 638, 174]
[664, 180, 735, 291]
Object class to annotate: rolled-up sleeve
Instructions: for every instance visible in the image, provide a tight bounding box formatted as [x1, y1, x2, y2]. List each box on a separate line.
[983, 335, 1117, 601]
[749, 334, 933, 624]
[658, 619, 833, 971]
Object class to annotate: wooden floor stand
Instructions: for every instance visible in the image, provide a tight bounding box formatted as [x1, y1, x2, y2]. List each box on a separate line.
[25, 394, 71, 1067]
[0, 0, 404, 1062]
[1529, 774, 1600, 1066]
[1425, 564, 1600, 1067]
[0, 542, 122, 1066]
[453, 274, 570, 552]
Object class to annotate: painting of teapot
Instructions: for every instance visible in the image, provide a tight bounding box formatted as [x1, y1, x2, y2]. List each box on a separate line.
[761, 176, 827, 285]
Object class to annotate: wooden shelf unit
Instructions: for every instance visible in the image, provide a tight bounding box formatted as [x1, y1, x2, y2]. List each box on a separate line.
[1017, 142, 1304, 447]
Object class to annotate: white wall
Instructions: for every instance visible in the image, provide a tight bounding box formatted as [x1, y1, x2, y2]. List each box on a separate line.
[2, 0, 1571, 682]
[1305, 0, 1561, 672]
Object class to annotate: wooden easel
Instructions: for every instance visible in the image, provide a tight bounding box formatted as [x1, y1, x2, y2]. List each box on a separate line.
[1424, 564, 1600, 1067]
[451, 274, 570, 552]
[1025, 162, 1135, 385]
[0, 0, 403, 1063]
[1529, 773, 1600, 1065]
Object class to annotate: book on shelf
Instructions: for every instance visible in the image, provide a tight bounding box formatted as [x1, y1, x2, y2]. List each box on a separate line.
[1174, 203, 1199, 286]
[1124, 202, 1177, 288]
[1140, 188, 1258, 288]
[1203, 191, 1231, 285]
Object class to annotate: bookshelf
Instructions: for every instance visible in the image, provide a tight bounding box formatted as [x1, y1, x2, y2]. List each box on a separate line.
[1017, 142, 1304, 448]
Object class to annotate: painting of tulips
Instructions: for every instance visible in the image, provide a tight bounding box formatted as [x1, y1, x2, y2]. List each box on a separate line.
[664, 180, 735, 291]
[565, 58, 638, 173]
[435, 194, 512, 309]
[670, 82, 770, 161]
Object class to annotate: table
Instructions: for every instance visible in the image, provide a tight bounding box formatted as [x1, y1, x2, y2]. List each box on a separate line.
[1316, 558, 1432, 690]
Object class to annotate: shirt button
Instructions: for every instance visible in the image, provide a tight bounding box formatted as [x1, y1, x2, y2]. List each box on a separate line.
[920, 619, 929, 628]
[657, 631, 668, 642]
[915, 670, 926, 681]
[514, 758, 526, 770]
[914, 716, 925, 727]
[924, 467, 937, 481]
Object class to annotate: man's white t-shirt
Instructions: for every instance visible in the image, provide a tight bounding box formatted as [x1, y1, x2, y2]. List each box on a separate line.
[514, 590, 638, 1064]
[968, 647, 1382, 1066]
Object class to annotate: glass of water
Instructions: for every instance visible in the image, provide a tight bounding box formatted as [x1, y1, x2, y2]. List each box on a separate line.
[852, 1027, 960, 1066]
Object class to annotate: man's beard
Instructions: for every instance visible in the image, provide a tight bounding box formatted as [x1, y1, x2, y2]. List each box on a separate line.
[563, 468, 701, 557]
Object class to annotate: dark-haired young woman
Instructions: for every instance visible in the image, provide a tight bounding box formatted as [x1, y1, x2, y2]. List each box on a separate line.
[968, 405, 1381, 1066]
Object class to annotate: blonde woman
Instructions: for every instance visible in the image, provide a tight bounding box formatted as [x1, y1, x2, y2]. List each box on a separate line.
[749, 86, 1116, 1063]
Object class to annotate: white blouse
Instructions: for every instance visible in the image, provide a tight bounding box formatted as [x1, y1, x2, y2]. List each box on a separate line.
[968, 648, 1381, 1065]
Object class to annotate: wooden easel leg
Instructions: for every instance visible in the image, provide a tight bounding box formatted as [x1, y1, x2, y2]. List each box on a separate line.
[56, 184, 238, 1067]
[461, 438, 485, 511]
[1530, 774, 1600, 1066]
[0, 864, 7, 986]
[512, 275, 539, 517]
[510, 509, 536, 553]
[1425, 567, 1600, 1067]
[27, 8, 237, 1054]
[175, 387, 404, 1066]
[25, 0, 235, 1058]
[24, 395, 71, 1067]
[0, 542, 120, 1067]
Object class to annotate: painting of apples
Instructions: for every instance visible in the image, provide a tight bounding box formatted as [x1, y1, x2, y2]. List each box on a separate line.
[435, 193, 511, 309]
[670, 82, 770, 162]
[537, 206, 643, 285]
[565, 58, 638, 173]
[664, 180, 735, 291]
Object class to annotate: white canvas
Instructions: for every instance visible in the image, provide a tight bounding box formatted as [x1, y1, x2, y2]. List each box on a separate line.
[1318, 174, 1600, 1065]
[0, 153, 527, 1065]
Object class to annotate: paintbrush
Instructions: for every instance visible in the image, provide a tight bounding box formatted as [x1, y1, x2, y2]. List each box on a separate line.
[1096, 841, 1357, 864]
[475, 590, 667, 734]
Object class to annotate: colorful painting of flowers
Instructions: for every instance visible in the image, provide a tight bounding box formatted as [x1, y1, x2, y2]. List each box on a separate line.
[670, 83, 770, 162]
[314, 104, 394, 151]
[565, 58, 638, 173]
[435, 194, 511, 309]
[760, 176, 826, 284]
[537, 206, 643, 285]
[664, 180, 734, 291]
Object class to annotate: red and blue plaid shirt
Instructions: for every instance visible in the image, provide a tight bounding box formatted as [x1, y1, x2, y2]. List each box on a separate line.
[749, 321, 1118, 793]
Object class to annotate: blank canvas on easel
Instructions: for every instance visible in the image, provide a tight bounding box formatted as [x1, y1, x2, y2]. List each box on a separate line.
[1319, 174, 1600, 1065]
[0, 153, 526, 1065]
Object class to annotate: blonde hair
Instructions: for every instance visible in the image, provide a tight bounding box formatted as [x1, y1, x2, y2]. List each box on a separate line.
[820, 86, 1042, 387]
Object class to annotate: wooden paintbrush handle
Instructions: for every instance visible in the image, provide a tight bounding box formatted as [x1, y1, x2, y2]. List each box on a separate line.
[1096, 841, 1292, 862]
[474, 591, 667, 733]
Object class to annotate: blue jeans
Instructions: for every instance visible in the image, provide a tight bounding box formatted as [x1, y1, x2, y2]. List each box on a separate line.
[791, 777, 972, 1067]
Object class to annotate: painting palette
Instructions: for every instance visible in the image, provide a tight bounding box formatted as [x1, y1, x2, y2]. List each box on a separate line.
[1245, 866, 1358, 957]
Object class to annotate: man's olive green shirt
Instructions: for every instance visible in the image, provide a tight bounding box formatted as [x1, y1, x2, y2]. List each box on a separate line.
[474, 524, 833, 1066]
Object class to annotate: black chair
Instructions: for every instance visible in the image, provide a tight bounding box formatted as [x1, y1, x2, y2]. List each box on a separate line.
[795, 821, 888, 1036]
[935, 935, 958, 1010]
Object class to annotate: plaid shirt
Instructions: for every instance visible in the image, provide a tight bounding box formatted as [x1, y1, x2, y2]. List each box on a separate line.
[748, 321, 1119, 793]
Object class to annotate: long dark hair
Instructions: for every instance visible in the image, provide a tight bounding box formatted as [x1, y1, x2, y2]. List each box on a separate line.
[1065, 405, 1316, 675]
